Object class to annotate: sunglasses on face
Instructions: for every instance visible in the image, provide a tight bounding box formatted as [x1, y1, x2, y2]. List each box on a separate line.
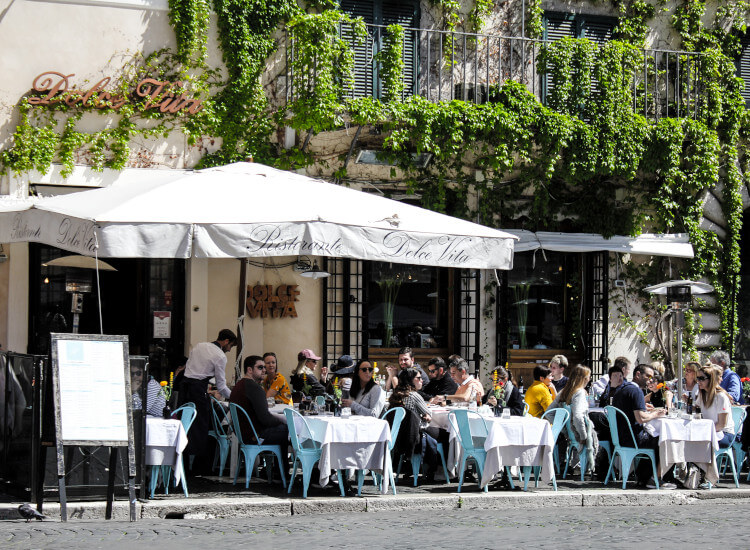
[428, 368, 437, 374]
[360, 367, 374, 372]
[696, 375, 709, 381]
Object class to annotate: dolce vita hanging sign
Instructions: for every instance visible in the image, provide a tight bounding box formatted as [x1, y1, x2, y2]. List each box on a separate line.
[27, 71, 204, 115]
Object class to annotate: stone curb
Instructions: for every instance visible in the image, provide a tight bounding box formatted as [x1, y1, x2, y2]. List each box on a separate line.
[2, 488, 749, 521]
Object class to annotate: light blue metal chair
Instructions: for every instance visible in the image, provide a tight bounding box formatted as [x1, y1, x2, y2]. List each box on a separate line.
[229, 403, 288, 489]
[604, 406, 659, 489]
[207, 397, 231, 477]
[715, 406, 745, 488]
[395, 426, 451, 488]
[562, 404, 595, 481]
[284, 408, 323, 498]
[521, 407, 569, 491]
[149, 402, 197, 498]
[523, 402, 530, 416]
[363, 407, 406, 495]
[449, 409, 489, 493]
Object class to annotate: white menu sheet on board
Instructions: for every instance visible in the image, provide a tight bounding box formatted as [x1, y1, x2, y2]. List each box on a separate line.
[56, 339, 129, 442]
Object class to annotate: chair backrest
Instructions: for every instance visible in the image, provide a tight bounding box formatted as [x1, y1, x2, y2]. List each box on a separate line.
[210, 396, 229, 437]
[381, 407, 406, 451]
[523, 402, 530, 416]
[604, 405, 639, 449]
[542, 407, 570, 444]
[229, 402, 262, 446]
[731, 406, 746, 433]
[450, 409, 488, 451]
[172, 403, 197, 434]
[283, 407, 321, 452]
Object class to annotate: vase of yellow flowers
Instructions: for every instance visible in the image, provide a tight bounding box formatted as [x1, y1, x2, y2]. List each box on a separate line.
[160, 372, 174, 418]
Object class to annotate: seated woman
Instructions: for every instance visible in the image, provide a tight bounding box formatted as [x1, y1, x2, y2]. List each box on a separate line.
[389, 368, 440, 480]
[696, 365, 735, 448]
[547, 365, 598, 473]
[680, 361, 700, 403]
[341, 359, 385, 417]
[484, 366, 524, 416]
[644, 373, 673, 409]
[262, 352, 292, 405]
[289, 349, 327, 398]
[524, 364, 556, 418]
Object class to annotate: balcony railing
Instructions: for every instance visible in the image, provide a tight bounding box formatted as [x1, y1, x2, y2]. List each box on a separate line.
[283, 24, 706, 121]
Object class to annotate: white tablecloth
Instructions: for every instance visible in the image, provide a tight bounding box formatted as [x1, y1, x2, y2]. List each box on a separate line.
[145, 417, 188, 485]
[646, 417, 719, 484]
[293, 415, 392, 493]
[481, 416, 555, 488]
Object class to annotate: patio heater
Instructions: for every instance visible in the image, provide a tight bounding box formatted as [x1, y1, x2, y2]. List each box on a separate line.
[643, 280, 713, 404]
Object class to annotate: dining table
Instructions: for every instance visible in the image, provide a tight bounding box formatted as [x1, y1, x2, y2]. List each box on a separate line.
[145, 416, 188, 486]
[428, 406, 554, 485]
[645, 415, 719, 484]
[292, 414, 392, 493]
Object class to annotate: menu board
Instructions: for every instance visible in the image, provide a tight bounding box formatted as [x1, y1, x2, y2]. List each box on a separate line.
[51, 334, 132, 446]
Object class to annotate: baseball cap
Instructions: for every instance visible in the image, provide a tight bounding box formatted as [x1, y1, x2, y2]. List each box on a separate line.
[299, 349, 321, 361]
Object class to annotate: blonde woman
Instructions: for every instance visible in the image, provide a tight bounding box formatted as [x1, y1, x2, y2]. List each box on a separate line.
[262, 352, 292, 405]
[548, 365, 598, 472]
[696, 365, 734, 448]
[681, 361, 701, 402]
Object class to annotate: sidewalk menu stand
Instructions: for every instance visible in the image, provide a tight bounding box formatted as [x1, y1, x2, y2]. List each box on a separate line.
[49, 333, 136, 522]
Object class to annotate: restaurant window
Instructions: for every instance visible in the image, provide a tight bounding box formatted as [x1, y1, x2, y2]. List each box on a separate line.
[340, 0, 419, 100]
[363, 261, 454, 363]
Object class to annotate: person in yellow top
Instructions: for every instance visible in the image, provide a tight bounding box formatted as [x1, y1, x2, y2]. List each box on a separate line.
[524, 364, 556, 418]
[262, 352, 292, 405]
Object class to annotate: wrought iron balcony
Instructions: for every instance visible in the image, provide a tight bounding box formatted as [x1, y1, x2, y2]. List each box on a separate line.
[283, 23, 705, 121]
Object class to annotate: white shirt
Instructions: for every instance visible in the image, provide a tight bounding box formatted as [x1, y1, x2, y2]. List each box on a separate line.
[592, 374, 609, 396]
[696, 390, 734, 434]
[185, 341, 231, 399]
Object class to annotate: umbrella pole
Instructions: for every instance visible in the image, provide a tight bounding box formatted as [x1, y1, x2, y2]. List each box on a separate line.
[235, 258, 248, 382]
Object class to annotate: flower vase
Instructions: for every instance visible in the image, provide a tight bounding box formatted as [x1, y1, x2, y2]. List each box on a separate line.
[162, 405, 172, 419]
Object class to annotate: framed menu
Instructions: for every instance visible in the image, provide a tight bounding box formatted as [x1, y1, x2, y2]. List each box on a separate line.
[50, 333, 132, 445]
[49, 333, 136, 522]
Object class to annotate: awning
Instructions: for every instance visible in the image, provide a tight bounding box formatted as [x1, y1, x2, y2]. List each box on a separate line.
[506, 230, 694, 258]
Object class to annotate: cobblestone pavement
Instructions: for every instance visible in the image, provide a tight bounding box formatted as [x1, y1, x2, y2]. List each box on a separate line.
[1, 502, 748, 549]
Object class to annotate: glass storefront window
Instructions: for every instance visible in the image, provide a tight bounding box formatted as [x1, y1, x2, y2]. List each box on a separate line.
[366, 262, 450, 350]
[507, 251, 578, 350]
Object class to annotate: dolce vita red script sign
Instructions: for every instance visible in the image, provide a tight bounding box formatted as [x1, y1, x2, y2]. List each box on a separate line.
[27, 71, 204, 114]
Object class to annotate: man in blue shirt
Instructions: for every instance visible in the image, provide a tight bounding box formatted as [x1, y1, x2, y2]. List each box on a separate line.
[710, 350, 744, 404]
[611, 363, 669, 487]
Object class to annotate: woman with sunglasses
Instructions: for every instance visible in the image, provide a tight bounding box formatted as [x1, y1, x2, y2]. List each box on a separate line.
[695, 365, 734, 449]
[341, 360, 385, 417]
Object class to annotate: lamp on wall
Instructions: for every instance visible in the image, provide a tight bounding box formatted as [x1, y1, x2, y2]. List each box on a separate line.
[295, 256, 330, 279]
[0, 244, 7, 263]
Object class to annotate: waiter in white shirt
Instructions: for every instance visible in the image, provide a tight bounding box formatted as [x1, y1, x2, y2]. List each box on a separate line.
[180, 328, 237, 475]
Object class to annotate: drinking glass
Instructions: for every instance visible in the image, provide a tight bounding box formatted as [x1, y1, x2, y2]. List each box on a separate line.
[340, 407, 351, 418]
[501, 408, 511, 419]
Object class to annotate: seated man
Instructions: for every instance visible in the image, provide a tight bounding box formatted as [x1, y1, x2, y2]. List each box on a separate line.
[524, 364, 556, 418]
[611, 363, 670, 487]
[591, 364, 625, 443]
[549, 354, 569, 393]
[421, 357, 458, 398]
[230, 355, 289, 472]
[385, 347, 429, 391]
[433, 359, 483, 403]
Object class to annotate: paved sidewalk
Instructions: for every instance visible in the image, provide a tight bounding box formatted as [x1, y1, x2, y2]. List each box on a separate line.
[2, 472, 750, 521]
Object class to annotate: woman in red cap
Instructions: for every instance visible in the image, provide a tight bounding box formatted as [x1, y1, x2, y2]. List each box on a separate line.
[290, 349, 326, 397]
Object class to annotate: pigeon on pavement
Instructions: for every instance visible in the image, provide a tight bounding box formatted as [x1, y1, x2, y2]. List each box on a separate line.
[18, 503, 46, 522]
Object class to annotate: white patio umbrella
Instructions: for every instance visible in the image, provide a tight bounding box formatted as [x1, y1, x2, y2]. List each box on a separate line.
[0, 162, 517, 269]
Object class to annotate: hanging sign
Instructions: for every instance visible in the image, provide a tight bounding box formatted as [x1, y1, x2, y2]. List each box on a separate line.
[246, 284, 300, 318]
[153, 311, 171, 338]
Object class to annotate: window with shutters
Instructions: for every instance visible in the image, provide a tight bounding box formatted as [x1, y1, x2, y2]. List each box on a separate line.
[339, 0, 419, 100]
[737, 36, 750, 108]
[542, 12, 617, 112]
